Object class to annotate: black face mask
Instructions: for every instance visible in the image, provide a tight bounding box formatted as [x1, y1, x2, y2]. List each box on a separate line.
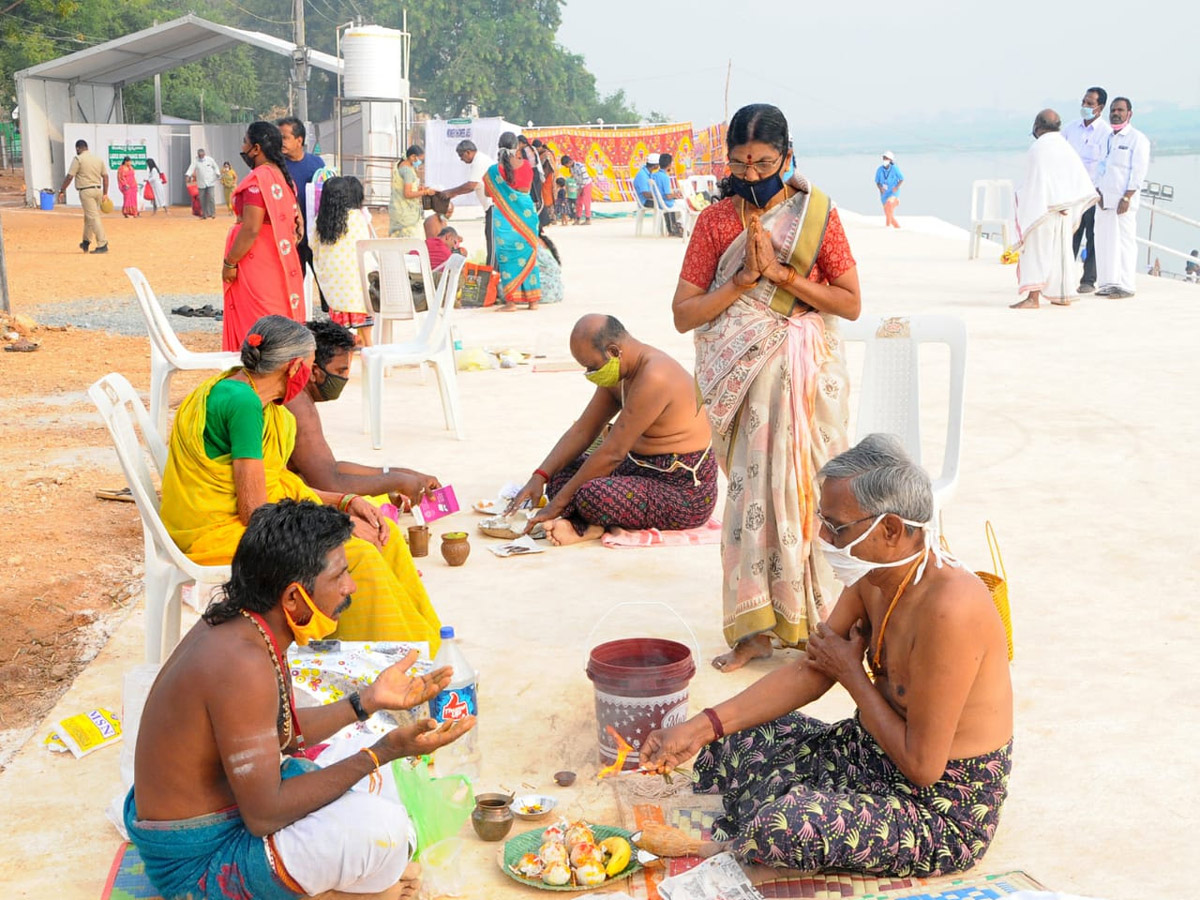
[239, 150, 255, 168]
[728, 162, 786, 209]
[314, 365, 349, 401]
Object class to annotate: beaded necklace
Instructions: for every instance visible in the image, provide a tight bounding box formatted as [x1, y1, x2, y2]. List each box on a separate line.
[241, 610, 305, 752]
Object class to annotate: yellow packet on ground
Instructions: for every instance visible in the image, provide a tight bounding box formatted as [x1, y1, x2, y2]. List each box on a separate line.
[44, 708, 122, 759]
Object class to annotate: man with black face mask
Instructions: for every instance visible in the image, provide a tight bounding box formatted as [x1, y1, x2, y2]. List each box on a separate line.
[286, 319, 442, 509]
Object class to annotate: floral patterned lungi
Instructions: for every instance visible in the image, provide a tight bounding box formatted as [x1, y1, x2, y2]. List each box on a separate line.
[695, 712, 1012, 876]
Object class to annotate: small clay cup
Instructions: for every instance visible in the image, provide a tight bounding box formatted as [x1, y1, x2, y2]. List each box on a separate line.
[407, 525, 430, 557]
[471, 792, 514, 841]
[441, 532, 470, 567]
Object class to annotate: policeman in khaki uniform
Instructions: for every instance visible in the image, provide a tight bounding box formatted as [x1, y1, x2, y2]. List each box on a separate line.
[59, 139, 110, 254]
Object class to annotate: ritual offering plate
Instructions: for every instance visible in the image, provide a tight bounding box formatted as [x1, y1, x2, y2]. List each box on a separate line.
[513, 794, 558, 821]
[500, 821, 640, 891]
[479, 511, 545, 541]
[473, 498, 503, 515]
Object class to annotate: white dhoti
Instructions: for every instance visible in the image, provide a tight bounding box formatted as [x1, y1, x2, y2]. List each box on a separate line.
[1094, 202, 1139, 293]
[1017, 211, 1079, 300]
[1014, 132, 1097, 302]
[273, 787, 415, 895]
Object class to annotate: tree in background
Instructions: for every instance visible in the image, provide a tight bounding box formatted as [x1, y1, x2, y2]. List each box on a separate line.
[1, 0, 649, 126]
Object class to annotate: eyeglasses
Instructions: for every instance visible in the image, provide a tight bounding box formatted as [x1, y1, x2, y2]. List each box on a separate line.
[816, 512, 877, 542]
[727, 157, 782, 177]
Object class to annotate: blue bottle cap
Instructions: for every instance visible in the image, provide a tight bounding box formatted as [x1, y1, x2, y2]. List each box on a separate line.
[440, 626, 455, 639]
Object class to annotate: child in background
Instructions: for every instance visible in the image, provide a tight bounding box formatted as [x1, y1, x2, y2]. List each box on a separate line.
[565, 174, 579, 223]
[555, 177, 570, 226]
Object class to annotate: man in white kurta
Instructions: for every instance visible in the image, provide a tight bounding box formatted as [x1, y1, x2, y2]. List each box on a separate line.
[1011, 110, 1098, 309]
[1094, 97, 1151, 298]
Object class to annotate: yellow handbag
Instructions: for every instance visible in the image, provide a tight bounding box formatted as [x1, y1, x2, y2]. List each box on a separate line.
[943, 523, 1012, 661]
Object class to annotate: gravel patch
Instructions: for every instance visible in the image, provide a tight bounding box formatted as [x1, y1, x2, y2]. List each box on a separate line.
[27, 293, 224, 337]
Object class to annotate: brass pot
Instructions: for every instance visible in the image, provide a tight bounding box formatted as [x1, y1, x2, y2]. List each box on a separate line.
[471, 792, 514, 842]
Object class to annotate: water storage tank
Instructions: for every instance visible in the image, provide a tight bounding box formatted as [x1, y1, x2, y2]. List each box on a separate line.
[343, 25, 410, 100]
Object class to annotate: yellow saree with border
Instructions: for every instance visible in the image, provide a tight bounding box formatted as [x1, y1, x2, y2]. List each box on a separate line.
[160, 371, 441, 650]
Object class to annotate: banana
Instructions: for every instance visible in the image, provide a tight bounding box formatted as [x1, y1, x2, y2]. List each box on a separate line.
[600, 836, 632, 876]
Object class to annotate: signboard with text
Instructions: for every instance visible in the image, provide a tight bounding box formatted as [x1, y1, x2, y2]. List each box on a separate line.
[108, 143, 147, 170]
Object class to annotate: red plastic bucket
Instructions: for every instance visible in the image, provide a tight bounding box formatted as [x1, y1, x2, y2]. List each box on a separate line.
[586, 638, 696, 770]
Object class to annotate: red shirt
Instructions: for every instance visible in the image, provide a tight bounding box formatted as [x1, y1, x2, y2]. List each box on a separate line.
[679, 198, 855, 289]
[425, 236, 451, 270]
[505, 158, 534, 191]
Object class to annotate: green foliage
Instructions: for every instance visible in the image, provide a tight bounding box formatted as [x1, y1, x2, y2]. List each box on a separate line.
[1, 0, 649, 126]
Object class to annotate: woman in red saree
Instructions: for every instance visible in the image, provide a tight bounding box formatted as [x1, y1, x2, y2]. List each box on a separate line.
[117, 157, 139, 217]
[220, 121, 305, 350]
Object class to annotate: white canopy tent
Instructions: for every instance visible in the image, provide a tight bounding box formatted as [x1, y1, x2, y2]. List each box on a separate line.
[15, 14, 342, 206]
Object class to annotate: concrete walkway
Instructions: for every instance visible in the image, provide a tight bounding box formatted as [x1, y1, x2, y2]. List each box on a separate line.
[2, 209, 1197, 899]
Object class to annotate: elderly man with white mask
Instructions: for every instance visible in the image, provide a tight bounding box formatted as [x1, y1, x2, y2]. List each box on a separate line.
[1011, 109, 1099, 309]
[639, 433, 1013, 878]
[1094, 97, 1151, 299]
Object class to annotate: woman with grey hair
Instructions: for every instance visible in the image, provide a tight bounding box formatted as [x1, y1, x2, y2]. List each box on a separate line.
[159, 314, 444, 648]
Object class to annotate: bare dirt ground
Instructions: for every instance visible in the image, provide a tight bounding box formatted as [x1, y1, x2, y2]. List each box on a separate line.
[0, 196, 232, 765]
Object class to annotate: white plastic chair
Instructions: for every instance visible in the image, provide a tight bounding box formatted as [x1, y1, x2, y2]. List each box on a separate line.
[968, 180, 1015, 259]
[649, 178, 680, 237]
[88, 373, 230, 664]
[631, 177, 655, 236]
[357, 238, 437, 345]
[837, 315, 967, 513]
[361, 254, 468, 448]
[125, 267, 242, 440]
[684, 174, 718, 197]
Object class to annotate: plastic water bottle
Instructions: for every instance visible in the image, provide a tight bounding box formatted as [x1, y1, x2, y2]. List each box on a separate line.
[428, 626, 481, 780]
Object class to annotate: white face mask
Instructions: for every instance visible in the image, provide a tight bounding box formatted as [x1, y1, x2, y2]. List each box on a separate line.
[815, 514, 929, 588]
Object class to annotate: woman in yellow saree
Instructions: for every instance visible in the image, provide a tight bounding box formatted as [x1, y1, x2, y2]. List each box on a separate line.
[160, 315, 441, 652]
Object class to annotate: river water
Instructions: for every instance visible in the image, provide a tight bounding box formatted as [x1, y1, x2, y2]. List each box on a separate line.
[800, 150, 1200, 275]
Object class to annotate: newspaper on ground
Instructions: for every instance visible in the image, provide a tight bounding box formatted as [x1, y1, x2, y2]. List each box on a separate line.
[656, 852, 764, 900]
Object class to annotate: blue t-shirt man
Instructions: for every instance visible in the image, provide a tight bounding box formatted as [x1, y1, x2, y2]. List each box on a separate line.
[652, 155, 677, 209]
[633, 161, 658, 208]
[874, 155, 904, 205]
[285, 153, 324, 224]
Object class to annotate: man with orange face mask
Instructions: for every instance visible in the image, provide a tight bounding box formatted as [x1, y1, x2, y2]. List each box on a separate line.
[126, 500, 476, 900]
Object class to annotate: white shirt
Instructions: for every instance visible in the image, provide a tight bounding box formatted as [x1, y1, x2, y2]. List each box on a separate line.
[1062, 116, 1112, 182]
[186, 156, 221, 189]
[466, 151, 494, 209]
[1095, 124, 1150, 208]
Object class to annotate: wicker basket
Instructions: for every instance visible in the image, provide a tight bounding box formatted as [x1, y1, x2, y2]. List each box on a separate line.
[978, 522, 1012, 661]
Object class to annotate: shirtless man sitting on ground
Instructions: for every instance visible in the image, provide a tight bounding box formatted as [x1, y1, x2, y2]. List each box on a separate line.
[287, 320, 440, 511]
[640, 434, 1013, 877]
[508, 314, 716, 545]
[125, 500, 475, 900]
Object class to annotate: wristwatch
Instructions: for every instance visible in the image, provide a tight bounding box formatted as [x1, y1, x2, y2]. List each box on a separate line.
[348, 690, 370, 722]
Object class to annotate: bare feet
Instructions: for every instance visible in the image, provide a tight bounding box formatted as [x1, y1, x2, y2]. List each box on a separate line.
[528, 301, 539, 311]
[1050, 298, 1073, 306]
[498, 303, 519, 312]
[396, 862, 421, 900]
[314, 861, 420, 900]
[711, 633, 773, 672]
[545, 518, 603, 546]
[1009, 295, 1040, 309]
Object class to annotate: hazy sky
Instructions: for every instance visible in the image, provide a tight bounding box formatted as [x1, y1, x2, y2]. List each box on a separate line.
[557, 0, 1199, 130]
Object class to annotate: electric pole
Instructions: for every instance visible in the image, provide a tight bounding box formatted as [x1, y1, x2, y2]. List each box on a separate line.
[293, 0, 309, 123]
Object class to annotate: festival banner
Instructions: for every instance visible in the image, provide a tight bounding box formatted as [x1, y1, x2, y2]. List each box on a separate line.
[524, 123, 695, 201]
[691, 122, 728, 178]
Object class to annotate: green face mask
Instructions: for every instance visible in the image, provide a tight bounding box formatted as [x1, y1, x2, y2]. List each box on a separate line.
[314, 365, 349, 401]
[584, 354, 622, 387]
